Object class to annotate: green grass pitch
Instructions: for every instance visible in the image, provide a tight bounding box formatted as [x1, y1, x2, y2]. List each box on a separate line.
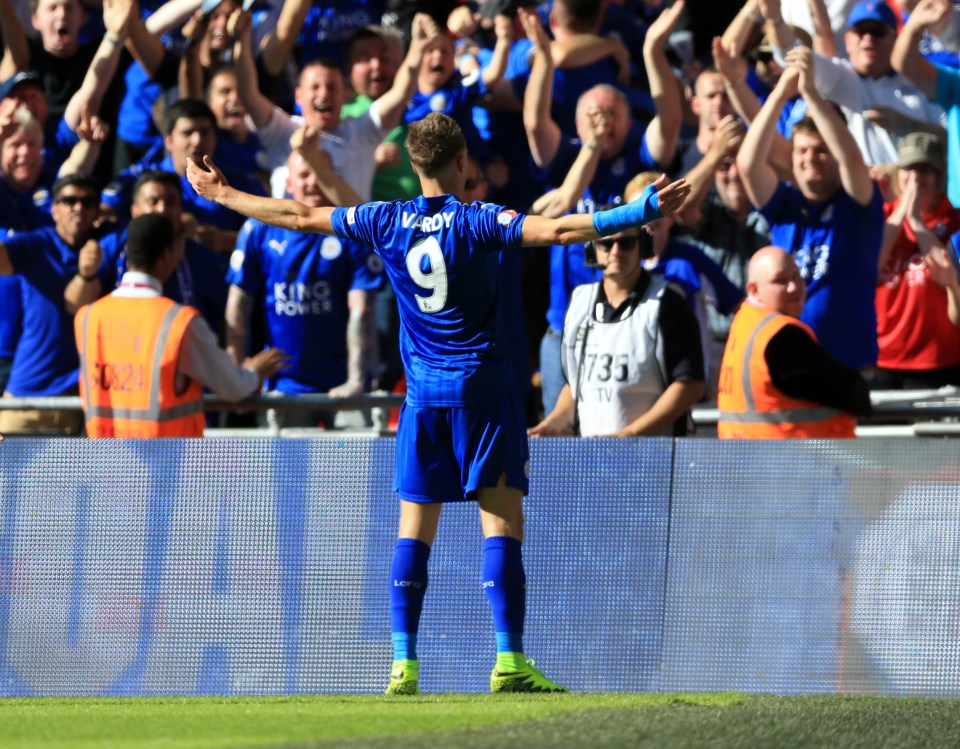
[4, 693, 960, 749]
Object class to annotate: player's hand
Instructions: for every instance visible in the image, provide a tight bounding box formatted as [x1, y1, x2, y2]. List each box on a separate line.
[77, 239, 102, 279]
[187, 155, 229, 201]
[651, 174, 691, 217]
[243, 348, 290, 380]
[328, 379, 365, 398]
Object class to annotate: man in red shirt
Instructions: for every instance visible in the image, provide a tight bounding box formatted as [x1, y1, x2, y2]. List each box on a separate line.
[875, 132, 960, 389]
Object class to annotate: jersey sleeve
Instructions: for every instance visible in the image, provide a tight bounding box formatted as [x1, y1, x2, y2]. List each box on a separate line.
[226, 219, 266, 294]
[467, 202, 526, 250]
[330, 201, 387, 249]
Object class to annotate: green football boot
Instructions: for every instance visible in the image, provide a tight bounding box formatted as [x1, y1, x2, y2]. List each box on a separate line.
[490, 659, 568, 693]
[385, 659, 420, 695]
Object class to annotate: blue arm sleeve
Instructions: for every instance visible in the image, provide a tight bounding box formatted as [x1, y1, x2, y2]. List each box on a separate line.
[592, 184, 661, 235]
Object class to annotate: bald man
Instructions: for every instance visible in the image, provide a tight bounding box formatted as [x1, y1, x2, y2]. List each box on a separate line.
[716, 246, 870, 438]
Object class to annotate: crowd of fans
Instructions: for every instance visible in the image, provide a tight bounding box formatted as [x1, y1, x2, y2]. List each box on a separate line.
[1, 0, 959, 436]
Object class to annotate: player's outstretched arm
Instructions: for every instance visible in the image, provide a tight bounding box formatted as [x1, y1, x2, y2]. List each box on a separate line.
[520, 175, 690, 247]
[187, 156, 336, 234]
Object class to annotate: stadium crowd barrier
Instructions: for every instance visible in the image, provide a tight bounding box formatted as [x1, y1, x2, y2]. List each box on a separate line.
[1, 437, 957, 697]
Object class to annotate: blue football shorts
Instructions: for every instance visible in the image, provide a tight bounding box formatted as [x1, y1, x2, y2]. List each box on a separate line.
[394, 395, 530, 503]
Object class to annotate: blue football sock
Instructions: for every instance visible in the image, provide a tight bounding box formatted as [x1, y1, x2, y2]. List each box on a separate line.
[482, 536, 526, 657]
[390, 538, 430, 661]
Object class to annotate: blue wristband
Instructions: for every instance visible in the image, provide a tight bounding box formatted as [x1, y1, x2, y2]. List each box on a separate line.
[592, 184, 662, 236]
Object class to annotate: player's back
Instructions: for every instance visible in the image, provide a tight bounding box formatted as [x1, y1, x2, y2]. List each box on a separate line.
[332, 194, 526, 407]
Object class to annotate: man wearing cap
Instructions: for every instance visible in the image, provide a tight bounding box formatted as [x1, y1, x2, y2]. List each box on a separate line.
[763, 0, 945, 165]
[74, 213, 287, 438]
[893, 0, 960, 208]
[875, 131, 960, 388]
[717, 246, 871, 438]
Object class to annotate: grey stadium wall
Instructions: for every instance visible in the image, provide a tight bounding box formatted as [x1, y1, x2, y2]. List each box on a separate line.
[0, 437, 957, 696]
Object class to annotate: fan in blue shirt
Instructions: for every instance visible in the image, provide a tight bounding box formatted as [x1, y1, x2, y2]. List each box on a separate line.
[187, 111, 690, 696]
[225, 150, 384, 429]
[0, 175, 104, 436]
[101, 99, 267, 254]
[94, 171, 228, 337]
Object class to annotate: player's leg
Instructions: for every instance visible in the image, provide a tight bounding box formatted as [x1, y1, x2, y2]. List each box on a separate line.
[460, 395, 567, 694]
[387, 404, 459, 695]
[478, 481, 565, 693]
[386, 500, 441, 695]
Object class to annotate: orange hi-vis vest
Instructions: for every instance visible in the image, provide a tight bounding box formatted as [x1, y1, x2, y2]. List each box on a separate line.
[75, 295, 205, 437]
[716, 302, 857, 439]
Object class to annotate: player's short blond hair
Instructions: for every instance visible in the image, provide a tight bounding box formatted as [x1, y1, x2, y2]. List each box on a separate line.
[407, 113, 467, 178]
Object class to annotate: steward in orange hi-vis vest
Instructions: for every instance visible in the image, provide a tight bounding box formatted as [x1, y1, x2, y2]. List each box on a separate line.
[75, 295, 205, 437]
[717, 302, 857, 439]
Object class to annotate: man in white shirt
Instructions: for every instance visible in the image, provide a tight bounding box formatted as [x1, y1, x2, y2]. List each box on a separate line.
[765, 0, 946, 165]
[233, 11, 439, 200]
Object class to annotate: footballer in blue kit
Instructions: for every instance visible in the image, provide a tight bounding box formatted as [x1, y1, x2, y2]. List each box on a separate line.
[187, 112, 690, 695]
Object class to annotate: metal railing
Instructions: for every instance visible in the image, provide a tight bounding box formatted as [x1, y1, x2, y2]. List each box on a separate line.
[2, 388, 959, 437]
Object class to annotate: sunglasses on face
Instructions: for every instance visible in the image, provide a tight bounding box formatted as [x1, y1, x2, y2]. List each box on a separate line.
[595, 236, 640, 252]
[851, 23, 890, 38]
[55, 195, 98, 208]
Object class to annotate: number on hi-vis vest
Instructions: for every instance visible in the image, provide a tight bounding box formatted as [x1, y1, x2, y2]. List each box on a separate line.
[93, 362, 146, 392]
[718, 365, 734, 397]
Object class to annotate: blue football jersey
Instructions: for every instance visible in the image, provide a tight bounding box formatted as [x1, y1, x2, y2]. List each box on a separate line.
[331, 195, 526, 407]
[228, 219, 385, 394]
